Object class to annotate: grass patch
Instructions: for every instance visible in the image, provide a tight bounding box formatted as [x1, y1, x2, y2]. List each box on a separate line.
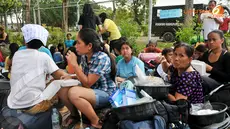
[157, 42, 174, 49]
[135, 37, 174, 54]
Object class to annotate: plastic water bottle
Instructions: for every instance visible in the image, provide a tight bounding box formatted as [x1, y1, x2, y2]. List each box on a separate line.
[52, 108, 61, 129]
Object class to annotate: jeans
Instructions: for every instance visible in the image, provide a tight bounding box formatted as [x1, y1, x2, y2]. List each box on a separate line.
[93, 89, 110, 109]
[2, 106, 52, 129]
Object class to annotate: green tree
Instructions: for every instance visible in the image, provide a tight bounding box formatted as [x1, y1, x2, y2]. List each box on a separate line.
[184, 0, 194, 26]
[0, 0, 22, 29]
[116, 0, 156, 26]
[39, 1, 63, 27]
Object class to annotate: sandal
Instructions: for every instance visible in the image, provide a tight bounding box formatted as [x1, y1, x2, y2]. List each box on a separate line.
[62, 115, 80, 129]
[90, 120, 103, 129]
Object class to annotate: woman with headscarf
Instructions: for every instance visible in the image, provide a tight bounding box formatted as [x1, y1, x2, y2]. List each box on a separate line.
[78, 3, 102, 31]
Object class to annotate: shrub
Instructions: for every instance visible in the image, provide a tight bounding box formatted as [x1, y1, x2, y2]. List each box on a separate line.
[46, 26, 65, 46]
[8, 27, 65, 47]
[8, 31, 24, 46]
[176, 16, 203, 45]
[224, 32, 230, 46]
[118, 18, 142, 55]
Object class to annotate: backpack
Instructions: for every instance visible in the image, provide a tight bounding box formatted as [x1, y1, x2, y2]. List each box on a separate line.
[0, 115, 26, 129]
[119, 115, 166, 129]
[101, 109, 119, 129]
[209, 83, 230, 114]
[105, 100, 190, 129]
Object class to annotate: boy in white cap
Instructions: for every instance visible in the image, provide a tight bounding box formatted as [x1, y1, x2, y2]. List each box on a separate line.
[2, 24, 70, 129]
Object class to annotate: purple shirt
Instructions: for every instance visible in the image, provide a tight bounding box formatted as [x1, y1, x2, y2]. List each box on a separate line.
[170, 66, 204, 104]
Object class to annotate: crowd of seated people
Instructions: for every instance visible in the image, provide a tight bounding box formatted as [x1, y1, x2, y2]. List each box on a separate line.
[193, 43, 207, 60]
[50, 45, 64, 64]
[1, 19, 230, 129]
[0, 2, 223, 128]
[138, 40, 162, 71]
[155, 48, 173, 81]
[163, 43, 204, 104]
[143, 39, 162, 53]
[116, 41, 145, 83]
[1, 43, 19, 79]
[200, 30, 230, 94]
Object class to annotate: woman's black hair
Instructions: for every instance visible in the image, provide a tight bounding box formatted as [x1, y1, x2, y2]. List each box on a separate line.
[101, 32, 110, 41]
[113, 37, 127, 53]
[121, 41, 133, 49]
[162, 48, 173, 56]
[66, 33, 72, 37]
[73, 40, 77, 46]
[208, 30, 229, 51]
[27, 39, 44, 49]
[120, 40, 134, 55]
[78, 28, 116, 81]
[66, 46, 81, 65]
[148, 39, 158, 46]
[50, 45, 56, 58]
[173, 41, 182, 47]
[58, 43, 64, 54]
[59, 46, 81, 70]
[99, 12, 107, 23]
[174, 43, 194, 58]
[209, 0, 216, 5]
[195, 44, 207, 53]
[83, 4, 94, 17]
[9, 43, 19, 59]
[0, 26, 4, 31]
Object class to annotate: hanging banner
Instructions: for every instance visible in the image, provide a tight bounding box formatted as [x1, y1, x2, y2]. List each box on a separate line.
[159, 9, 182, 19]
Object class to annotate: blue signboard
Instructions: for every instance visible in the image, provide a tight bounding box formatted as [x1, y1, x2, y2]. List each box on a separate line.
[159, 9, 182, 19]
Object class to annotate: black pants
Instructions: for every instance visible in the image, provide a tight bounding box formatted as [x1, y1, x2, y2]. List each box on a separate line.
[2, 107, 53, 129]
[109, 39, 120, 54]
[201, 76, 221, 95]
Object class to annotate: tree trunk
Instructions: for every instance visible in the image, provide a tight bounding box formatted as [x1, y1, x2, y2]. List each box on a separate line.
[15, 10, 19, 31]
[66, 1, 68, 32]
[133, 0, 142, 26]
[10, 13, 13, 29]
[15, 8, 20, 31]
[26, 0, 31, 24]
[112, 1, 116, 20]
[21, 9, 25, 27]
[62, 0, 68, 33]
[37, 0, 41, 25]
[184, 0, 194, 26]
[143, 0, 146, 25]
[0, 15, 3, 25]
[4, 12, 8, 30]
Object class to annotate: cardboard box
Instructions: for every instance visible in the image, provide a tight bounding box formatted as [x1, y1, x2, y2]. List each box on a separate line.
[109, 88, 137, 107]
[191, 60, 209, 76]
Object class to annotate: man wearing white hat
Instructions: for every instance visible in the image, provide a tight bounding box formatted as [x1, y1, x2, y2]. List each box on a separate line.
[2, 24, 69, 129]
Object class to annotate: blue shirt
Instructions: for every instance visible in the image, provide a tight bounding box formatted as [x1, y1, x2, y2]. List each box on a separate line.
[64, 40, 75, 48]
[117, 56, 145, 79]
[53, 52, 63, 63]
[81, 51, 116, 95]
[19, 46, 53, 59]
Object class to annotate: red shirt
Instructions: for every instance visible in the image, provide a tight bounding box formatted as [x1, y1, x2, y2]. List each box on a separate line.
[0, 51, 4, 62]
[219, 18, 230, 31]
[144, 47, 162, 53]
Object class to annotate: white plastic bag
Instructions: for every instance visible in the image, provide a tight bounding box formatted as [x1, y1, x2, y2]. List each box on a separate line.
[135, 64, 147, 83]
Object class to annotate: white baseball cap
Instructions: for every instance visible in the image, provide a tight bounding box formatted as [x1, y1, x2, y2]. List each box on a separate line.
[21, 24, 49, 46]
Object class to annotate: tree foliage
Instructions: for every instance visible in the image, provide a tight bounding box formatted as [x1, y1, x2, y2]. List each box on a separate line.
[116, 0, 156, 26]
[0, 0, 21, 13]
